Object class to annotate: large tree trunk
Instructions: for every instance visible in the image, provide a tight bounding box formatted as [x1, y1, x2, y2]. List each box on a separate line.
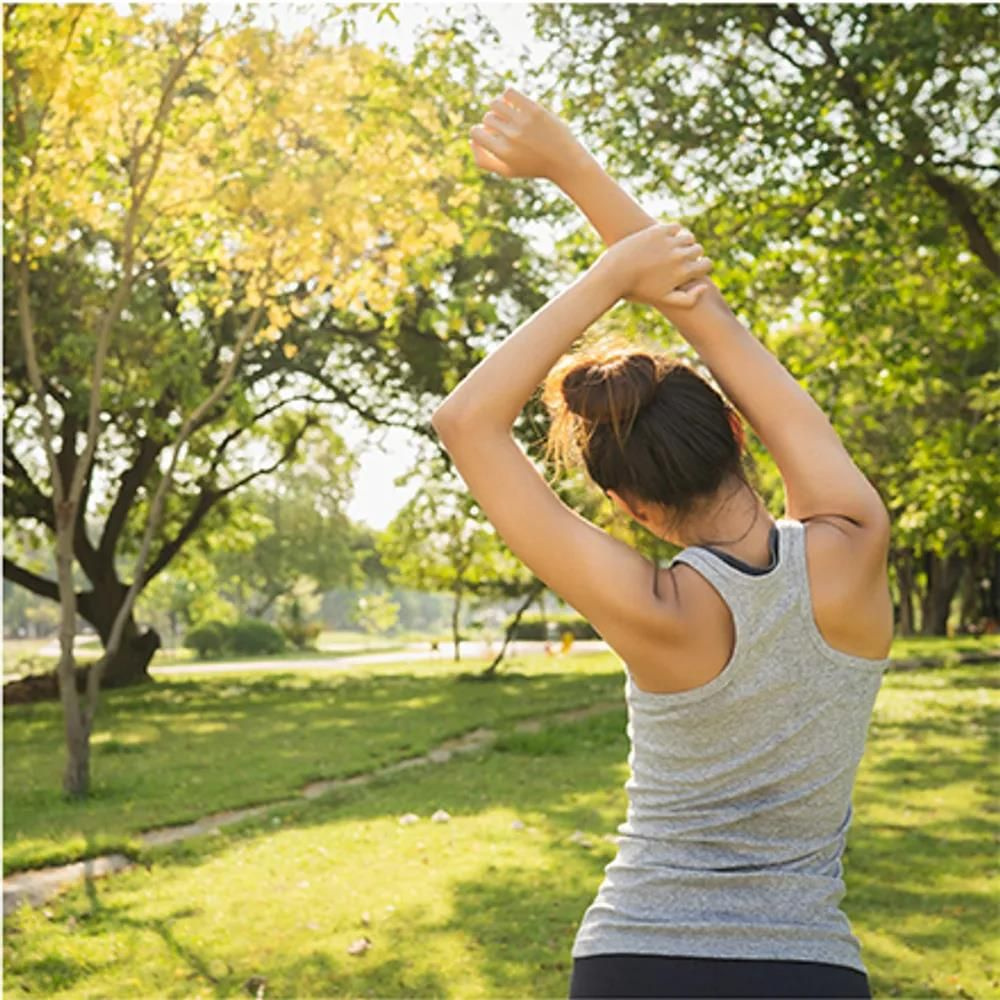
[99, 619, 160, 687]
[5, 589, 162, 705]
[79, 582, 160, 687]
[892, 548, 917, 636]
[919, 551, 963, 636]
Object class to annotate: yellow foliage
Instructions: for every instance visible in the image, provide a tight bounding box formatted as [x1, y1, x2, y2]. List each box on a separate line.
[6, 4, 472, 325]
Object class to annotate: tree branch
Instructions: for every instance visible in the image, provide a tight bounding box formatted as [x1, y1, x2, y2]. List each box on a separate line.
[141, 407, 316, 584]
[2, 557, 60, 602]
[97, 434, 166, 562]
[778, 4, 999, 276]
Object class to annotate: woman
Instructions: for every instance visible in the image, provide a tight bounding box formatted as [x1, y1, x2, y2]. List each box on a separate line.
[432, 88, 892, 999]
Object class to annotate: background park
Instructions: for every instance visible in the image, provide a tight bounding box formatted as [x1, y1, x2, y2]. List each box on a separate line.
[2, 3, 997, 998]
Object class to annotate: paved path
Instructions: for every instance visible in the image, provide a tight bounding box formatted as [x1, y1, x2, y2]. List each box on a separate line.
[5, 639, 611, 682]
[149, 639, 610, 676]
[3, 697, 621, 917]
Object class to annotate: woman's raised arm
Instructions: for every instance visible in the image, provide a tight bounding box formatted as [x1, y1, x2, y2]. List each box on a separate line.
[472, 89, 890, 537]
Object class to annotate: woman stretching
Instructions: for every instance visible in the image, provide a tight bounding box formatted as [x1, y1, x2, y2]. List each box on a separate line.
[432, 88, 892, 999]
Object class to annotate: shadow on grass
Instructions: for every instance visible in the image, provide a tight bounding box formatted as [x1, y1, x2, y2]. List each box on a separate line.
[135, 695, 993, 998]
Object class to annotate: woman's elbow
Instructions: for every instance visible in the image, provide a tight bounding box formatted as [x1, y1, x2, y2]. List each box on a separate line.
[430, 401, 463, 439]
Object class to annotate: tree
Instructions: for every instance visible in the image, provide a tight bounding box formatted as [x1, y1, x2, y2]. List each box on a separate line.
[377, 457, 540, 662]
[2, 4, 529, 795]
[533, 2, 999, 633]
[209, 426, 361, 618]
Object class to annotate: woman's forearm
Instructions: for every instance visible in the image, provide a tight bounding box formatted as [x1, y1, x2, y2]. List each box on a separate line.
[554, 152, 721, 332]
[554, 152, 884, 524]
[431, 258, 621, 434]
[556, 150, 658, 247]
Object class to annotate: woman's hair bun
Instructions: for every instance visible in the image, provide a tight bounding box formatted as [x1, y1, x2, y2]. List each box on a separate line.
[561, 351, 660, 428]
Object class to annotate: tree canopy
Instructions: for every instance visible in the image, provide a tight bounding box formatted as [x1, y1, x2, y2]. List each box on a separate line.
[533, 2, 999, 632]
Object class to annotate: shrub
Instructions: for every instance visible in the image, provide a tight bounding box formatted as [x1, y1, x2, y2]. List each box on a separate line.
[505, 612, 598, 641]
[184, 618, 287, 658]
[279, 619, 323, 650]
[183, 620, 228, 659]
[226, 618, 286, 655]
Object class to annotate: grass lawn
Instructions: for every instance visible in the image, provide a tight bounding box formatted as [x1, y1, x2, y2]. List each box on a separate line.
[3, 653, 619, 874]
[4, 647, 998, 998]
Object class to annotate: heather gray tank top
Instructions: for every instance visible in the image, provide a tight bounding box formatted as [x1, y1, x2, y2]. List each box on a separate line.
[572, 517, 889, 974]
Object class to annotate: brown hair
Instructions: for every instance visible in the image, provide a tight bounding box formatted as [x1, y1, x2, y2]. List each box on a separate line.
[542, 335, 748, 520]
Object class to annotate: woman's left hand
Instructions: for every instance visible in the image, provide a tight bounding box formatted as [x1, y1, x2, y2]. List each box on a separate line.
[599, 222, 714, 309]
[469, 87, 589, 182]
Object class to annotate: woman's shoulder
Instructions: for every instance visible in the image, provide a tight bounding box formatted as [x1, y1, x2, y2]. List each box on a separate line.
[800, 514, 894, 660]
[628, 560, 736, 694]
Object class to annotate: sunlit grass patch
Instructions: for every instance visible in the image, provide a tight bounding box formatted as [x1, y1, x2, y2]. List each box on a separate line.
[4, 653, 623, 874]
[4, 711, 629, 999]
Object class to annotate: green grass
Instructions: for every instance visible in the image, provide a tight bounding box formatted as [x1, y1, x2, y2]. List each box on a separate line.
[3, 653, 620, 875]
[888, 634, 999, 664]
[4, 658, 997, 998]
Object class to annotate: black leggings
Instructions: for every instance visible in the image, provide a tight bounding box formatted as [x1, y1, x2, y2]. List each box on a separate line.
[569, 953, 872, 998]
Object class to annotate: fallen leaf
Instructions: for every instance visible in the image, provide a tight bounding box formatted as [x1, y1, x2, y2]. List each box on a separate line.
[347, 936, 372, 956]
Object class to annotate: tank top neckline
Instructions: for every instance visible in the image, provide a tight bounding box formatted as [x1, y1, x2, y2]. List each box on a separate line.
[697, 521, 781, 577]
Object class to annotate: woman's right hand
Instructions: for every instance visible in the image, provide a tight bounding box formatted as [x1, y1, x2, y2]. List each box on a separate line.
[469, 87, 590, 181]
[599, 223, 714, 309]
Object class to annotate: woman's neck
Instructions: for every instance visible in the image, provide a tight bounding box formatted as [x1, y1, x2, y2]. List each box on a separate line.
[680, 482, 774, 560]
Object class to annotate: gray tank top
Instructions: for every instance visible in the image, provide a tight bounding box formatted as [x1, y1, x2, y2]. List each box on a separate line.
[572, 517, 889, 974]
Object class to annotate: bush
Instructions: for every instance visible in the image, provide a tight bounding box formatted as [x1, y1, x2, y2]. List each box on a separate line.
[183, 618, 286, 659]
[504, 612, 598, 641]
[226, 618, 286, 655]
[184, 620, 228, 659]
[279, 619, 322, 650]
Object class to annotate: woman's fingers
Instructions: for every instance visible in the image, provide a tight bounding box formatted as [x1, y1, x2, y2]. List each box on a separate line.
[662, 282, 709, 308]
[470, 138, 514, 177]
[470, 123, 513, 159]
[501, 86, 534, 113]
[483, 110, 517, 137]
[489, 96, 519, 121]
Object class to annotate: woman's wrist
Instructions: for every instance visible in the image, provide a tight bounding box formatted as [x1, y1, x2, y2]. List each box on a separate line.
[549, 142, 601, 189]
[586, 249, 628, 305]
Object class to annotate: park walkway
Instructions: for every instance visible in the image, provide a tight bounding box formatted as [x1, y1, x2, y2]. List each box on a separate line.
[148, 639, 610, 677]
[4, 639, 611, 683]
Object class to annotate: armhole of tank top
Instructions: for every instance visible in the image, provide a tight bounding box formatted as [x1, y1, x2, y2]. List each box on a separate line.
[634, 549, 745, 705]
[788, 518, 891, 671]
